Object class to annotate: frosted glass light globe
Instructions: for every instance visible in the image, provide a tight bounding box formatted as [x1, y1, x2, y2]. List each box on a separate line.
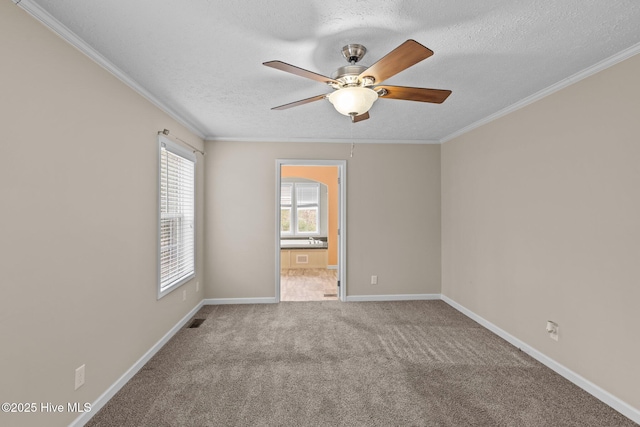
[328, 87, 378, 116]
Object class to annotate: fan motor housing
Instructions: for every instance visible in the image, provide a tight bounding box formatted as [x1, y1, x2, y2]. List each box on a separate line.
[331, 65, 370, 87]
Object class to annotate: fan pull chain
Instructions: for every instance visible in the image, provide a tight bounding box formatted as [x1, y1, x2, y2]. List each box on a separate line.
[349, 123, 355, 158]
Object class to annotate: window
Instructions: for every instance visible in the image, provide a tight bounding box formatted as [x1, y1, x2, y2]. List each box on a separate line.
[295, 183, 319, 233]
[281, 183, 292, 233]
[158, 136, 196, 298]
[281, 182, 320, 235]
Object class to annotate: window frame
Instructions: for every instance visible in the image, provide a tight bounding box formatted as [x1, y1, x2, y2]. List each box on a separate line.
[157, 135, 196, 299]
[280, 181, 320, 236]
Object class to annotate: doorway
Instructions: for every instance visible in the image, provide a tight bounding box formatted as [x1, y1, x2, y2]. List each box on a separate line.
[276, 160, 346, 302]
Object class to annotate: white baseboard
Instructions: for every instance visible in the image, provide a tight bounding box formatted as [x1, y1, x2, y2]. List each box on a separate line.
[440, 295, 640, 424]
[327, 265, 338, 270]
[203, 297, 277, 305]
[346, 293, 440, 302]
[69, 300, 204, 427]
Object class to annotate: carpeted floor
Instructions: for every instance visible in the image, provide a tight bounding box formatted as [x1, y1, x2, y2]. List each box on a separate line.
[86, 301, 636, 426]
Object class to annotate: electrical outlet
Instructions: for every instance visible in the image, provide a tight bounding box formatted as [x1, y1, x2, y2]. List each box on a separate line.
[182, 289, 187, 301]
[75, 364, 85, 390]
[546, 321, 559, 341]
[371, 275, 378, 285]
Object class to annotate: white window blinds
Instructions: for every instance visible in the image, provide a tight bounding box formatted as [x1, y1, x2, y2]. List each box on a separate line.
[281, 183, 293, 206]
[158, 136, 196, 298]
[296, 183, 319, 205]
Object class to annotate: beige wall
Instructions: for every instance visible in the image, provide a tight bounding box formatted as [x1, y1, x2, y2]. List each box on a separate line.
[0, 4, 204, 426]
[442, 53, 640, 409]
[204, 141, 441, 299]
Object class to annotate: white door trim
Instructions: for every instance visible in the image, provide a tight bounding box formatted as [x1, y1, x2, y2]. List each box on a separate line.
[275, 159, 347, 302]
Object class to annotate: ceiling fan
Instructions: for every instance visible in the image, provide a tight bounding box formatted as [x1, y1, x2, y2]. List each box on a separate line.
[263, 39, 451, 123]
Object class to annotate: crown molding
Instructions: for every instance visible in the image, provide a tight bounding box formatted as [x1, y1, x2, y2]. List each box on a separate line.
[440, 41, 640, 144]
[14, 0, 207, 140]
[204, 136, 440, 144]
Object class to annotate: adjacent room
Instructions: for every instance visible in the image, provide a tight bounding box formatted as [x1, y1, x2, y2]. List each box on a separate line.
[2, 1, 639, 426]
[279, 164, 341, 301]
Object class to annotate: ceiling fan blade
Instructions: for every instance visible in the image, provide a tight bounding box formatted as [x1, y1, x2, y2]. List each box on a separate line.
[263, 61, 340, 85]
[351, 112, 370, 123]
[358, 40, 434, 84]
[271, 94, 327, 110]
[375, 85, 451, 103]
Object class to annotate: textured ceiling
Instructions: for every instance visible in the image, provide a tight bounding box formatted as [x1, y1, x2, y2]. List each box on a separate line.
[22, 0, 640, 143]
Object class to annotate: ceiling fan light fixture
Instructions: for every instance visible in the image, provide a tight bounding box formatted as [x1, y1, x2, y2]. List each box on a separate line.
[328, 86, 378, 116]
[264, 40, 450, 123]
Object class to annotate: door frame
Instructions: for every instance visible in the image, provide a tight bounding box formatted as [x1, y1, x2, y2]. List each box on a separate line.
[275, 159, 347, 302]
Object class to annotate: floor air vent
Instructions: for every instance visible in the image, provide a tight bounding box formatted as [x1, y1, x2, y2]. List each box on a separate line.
[188, 318, 205, 328]
[324, 293, 337, 298]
